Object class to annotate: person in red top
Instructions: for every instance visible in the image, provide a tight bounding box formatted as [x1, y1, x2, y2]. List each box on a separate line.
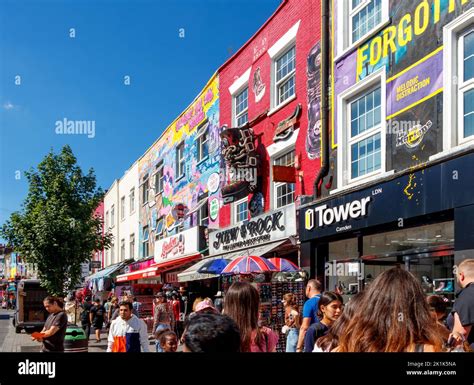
[171, 292, 181, 335]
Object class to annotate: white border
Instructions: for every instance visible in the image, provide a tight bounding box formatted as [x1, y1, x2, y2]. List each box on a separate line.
[267, 20, 300, 59]
[228, 67, 252, 96]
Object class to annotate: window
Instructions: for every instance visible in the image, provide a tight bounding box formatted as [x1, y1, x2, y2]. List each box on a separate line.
[120, 196, 125, 220]
[111, 242, 115, 262]
[130, 234, 135, 260]
[197, 130, 209, 162]
[199, 200, 209, 227]
[142, 226, 149, 258]
[105, 211, 109, 229]
[459, 28, 474, 140]
[176, 142, 185, 178]
[141, 175, 149, 205]
[234, 198, 248, 223]
[274, 150, 296, 208]
[156, 217, 164, 240]
[350, 0, 382, 44]
[275, 46, 296, 106]
[121, 239, 125, 260]
[129, 188, 135, 214]
[348, 87, 382, 180]
[234, 87, 249, 126]
[110, 205, 115, 227]
[155, 162, 164, 193]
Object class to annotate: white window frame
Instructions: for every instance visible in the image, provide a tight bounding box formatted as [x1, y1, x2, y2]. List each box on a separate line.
[156, 217, 164, 240]
[440, 9, 474, 156]
[129, 188, 135, 215]
[154, 162, 164, 194]
[273, 45, 296, 110]
[267, 20, 300, 115]
[196, 127, 209, 162]
[458, 28, 474, 144]
[176, 142, 185, 179]
[234, 86, 249, 127]
[110, 205, 115, 228]
[273, 149, 296, 209]
[111, 242, 115, 263]
[120, 238, 125, 260]
[120, 196, 125, 221]
[141, 175, 149, 206]
[336, 69, 387, 189]
[105, 210, 109, 230]
[233, 197, 248, 224]
[130, 233, 135, 260]
[336, 0, 389, 59]
[142, 226, 149, 257]
[198, 200, 209, 227]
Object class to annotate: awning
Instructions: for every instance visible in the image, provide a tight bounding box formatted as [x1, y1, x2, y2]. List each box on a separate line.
[86, 261, 127, 281]
[178, 240, 287, 282]
[178, 256, 224, 282]
[117, 253, 202, 283]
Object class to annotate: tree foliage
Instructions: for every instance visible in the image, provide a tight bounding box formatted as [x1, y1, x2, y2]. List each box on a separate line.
[1, 145, 112, 296]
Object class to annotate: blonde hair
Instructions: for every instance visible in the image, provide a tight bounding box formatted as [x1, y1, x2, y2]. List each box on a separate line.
[458, 259, 474, 278]
[192, 297, 203, 312]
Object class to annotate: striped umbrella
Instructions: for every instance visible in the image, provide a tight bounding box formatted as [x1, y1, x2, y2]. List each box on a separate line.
[267, 257, 300, 272]
[221, 256, 277, 274]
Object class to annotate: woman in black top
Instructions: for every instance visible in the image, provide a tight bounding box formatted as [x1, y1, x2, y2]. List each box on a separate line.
[90, 298, 106, 343]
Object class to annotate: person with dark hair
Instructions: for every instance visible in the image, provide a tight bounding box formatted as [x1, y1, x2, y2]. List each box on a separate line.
[153, 292, 175, 352]
[427, 295, 450, 342]
[32, 296, 68, 352]
[296, 279, 322, 352]
[107, 301, 149, 352]
[303, 291, 343, 352]
[334, 267, 444, 352]
[183, 313, 241, 353]
[224, 282, 278, 352]
[132, 297, 142, 318]
[80, 295, 93, 340]
[90, 298, 106, 343]
[314, 291, 365, 352]
[159, 330, 178, 353]
[282, 293, 301, 352]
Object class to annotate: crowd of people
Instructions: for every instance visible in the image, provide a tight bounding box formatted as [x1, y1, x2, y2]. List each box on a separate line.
[30, 258, 474, 353]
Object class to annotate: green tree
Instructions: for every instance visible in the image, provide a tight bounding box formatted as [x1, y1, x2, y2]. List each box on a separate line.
[1, 145, 112, 296]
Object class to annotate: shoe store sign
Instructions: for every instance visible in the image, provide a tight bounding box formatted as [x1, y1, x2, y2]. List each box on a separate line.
[154, 226, 203, 263]
[209, 203, 296, 254]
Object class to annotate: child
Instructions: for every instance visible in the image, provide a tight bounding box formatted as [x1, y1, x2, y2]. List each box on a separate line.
[159, 330, 178, 353]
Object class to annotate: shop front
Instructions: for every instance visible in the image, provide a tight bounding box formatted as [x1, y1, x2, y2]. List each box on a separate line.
[299, 152, 474, 307]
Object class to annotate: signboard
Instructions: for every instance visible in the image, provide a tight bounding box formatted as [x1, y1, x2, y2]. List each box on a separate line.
[209, 203, 296, 255]
[80, 262, 90, 280]
[90, 261, 102, 269]
[273, 165, 296, 183]
[154, 226, 204, 264]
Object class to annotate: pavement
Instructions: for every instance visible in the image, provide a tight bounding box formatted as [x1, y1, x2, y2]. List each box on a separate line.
[0, 309, 157, 352]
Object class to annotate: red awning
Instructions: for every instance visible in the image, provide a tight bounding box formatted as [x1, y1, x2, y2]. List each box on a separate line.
[116, 254, 202, 283]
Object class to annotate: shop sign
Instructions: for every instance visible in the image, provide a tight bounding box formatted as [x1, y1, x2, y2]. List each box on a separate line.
[210, 204, 296, 254]
[90, 261, 102, 269]
[304, 197, 371, 230]
[154, 226, 203, 264]
[165, 272, 178, 283]
[129, 258, 154, 272]
[207, 173, 220, 194]
[209, 198, 219, 221]
[273, 104, 301, 142]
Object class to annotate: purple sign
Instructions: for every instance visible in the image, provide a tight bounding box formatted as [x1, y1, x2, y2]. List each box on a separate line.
[387, 50, 443, 119]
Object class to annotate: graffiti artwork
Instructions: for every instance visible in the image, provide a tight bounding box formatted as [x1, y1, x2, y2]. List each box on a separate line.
[274, 104, 302, 142]
[306, 42, 322, 160]
[138, 75, 220, 258]
[220, 125, 258, 204]
[252, 67, 266, 103]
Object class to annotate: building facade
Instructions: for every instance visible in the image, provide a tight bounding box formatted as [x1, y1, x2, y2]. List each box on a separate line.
[299, 0, 474, 304]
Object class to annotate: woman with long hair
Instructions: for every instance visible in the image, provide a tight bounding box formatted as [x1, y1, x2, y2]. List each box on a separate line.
[334, 267, 444, 352]
[224, 282, 279, 352]
[314, 291, 365, 352]
[303, 291, 343, 352]
[282, 293, 301, 352]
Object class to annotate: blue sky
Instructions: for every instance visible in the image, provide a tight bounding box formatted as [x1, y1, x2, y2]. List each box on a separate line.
[0, 0, 280, 237]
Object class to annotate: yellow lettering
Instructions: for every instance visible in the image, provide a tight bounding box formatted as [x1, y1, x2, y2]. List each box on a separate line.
[414, 0, 429, 36]
[448, 0, 456, 13]
[398, 14, 412, 47]
[357, 44, 369, 79]
[370, 36, 382, 66]
[383, 26, 397, 58]
[433, 0, 441, 23]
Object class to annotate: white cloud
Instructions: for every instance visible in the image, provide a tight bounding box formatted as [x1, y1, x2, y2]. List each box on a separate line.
[3, 102, 15, 110]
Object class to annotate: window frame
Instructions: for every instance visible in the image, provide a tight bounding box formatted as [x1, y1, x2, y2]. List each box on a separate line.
[120, 238, 125, 260]
[274, 45, 296, 108]
[458, 27, 474, 144]
[233, 197, 249, 224]
[141, 174, 149, 206]
[105, 210, 109, 230]
[273, 149, 296, 209]
[120, 196, 125, 221]
[198, 200, 209, 227]
[234, 86, 249, 127]
[154, 162, 164, 194]
[196, 125, 209, 163]
[129, 188, 135, 215]
[110, 205, 115, 228]
[130, 233, 135, 260]
[156, 217, 164, 241]
[176, 142, 185, 179]
[337, 68, 387, 189]
[142, 226, 149, 258]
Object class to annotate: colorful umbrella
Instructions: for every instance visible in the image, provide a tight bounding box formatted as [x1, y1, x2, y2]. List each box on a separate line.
[267, 258, 300, 272]
[221, 256, 277, 274]
[197, 258, 231, 275]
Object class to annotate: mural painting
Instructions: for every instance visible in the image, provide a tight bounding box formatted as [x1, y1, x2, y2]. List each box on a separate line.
[138, 75, 220, 258]
[306, 41, 322, 160]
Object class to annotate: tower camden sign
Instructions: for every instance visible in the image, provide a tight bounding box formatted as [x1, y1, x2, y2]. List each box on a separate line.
[209, 204, 296, 254]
